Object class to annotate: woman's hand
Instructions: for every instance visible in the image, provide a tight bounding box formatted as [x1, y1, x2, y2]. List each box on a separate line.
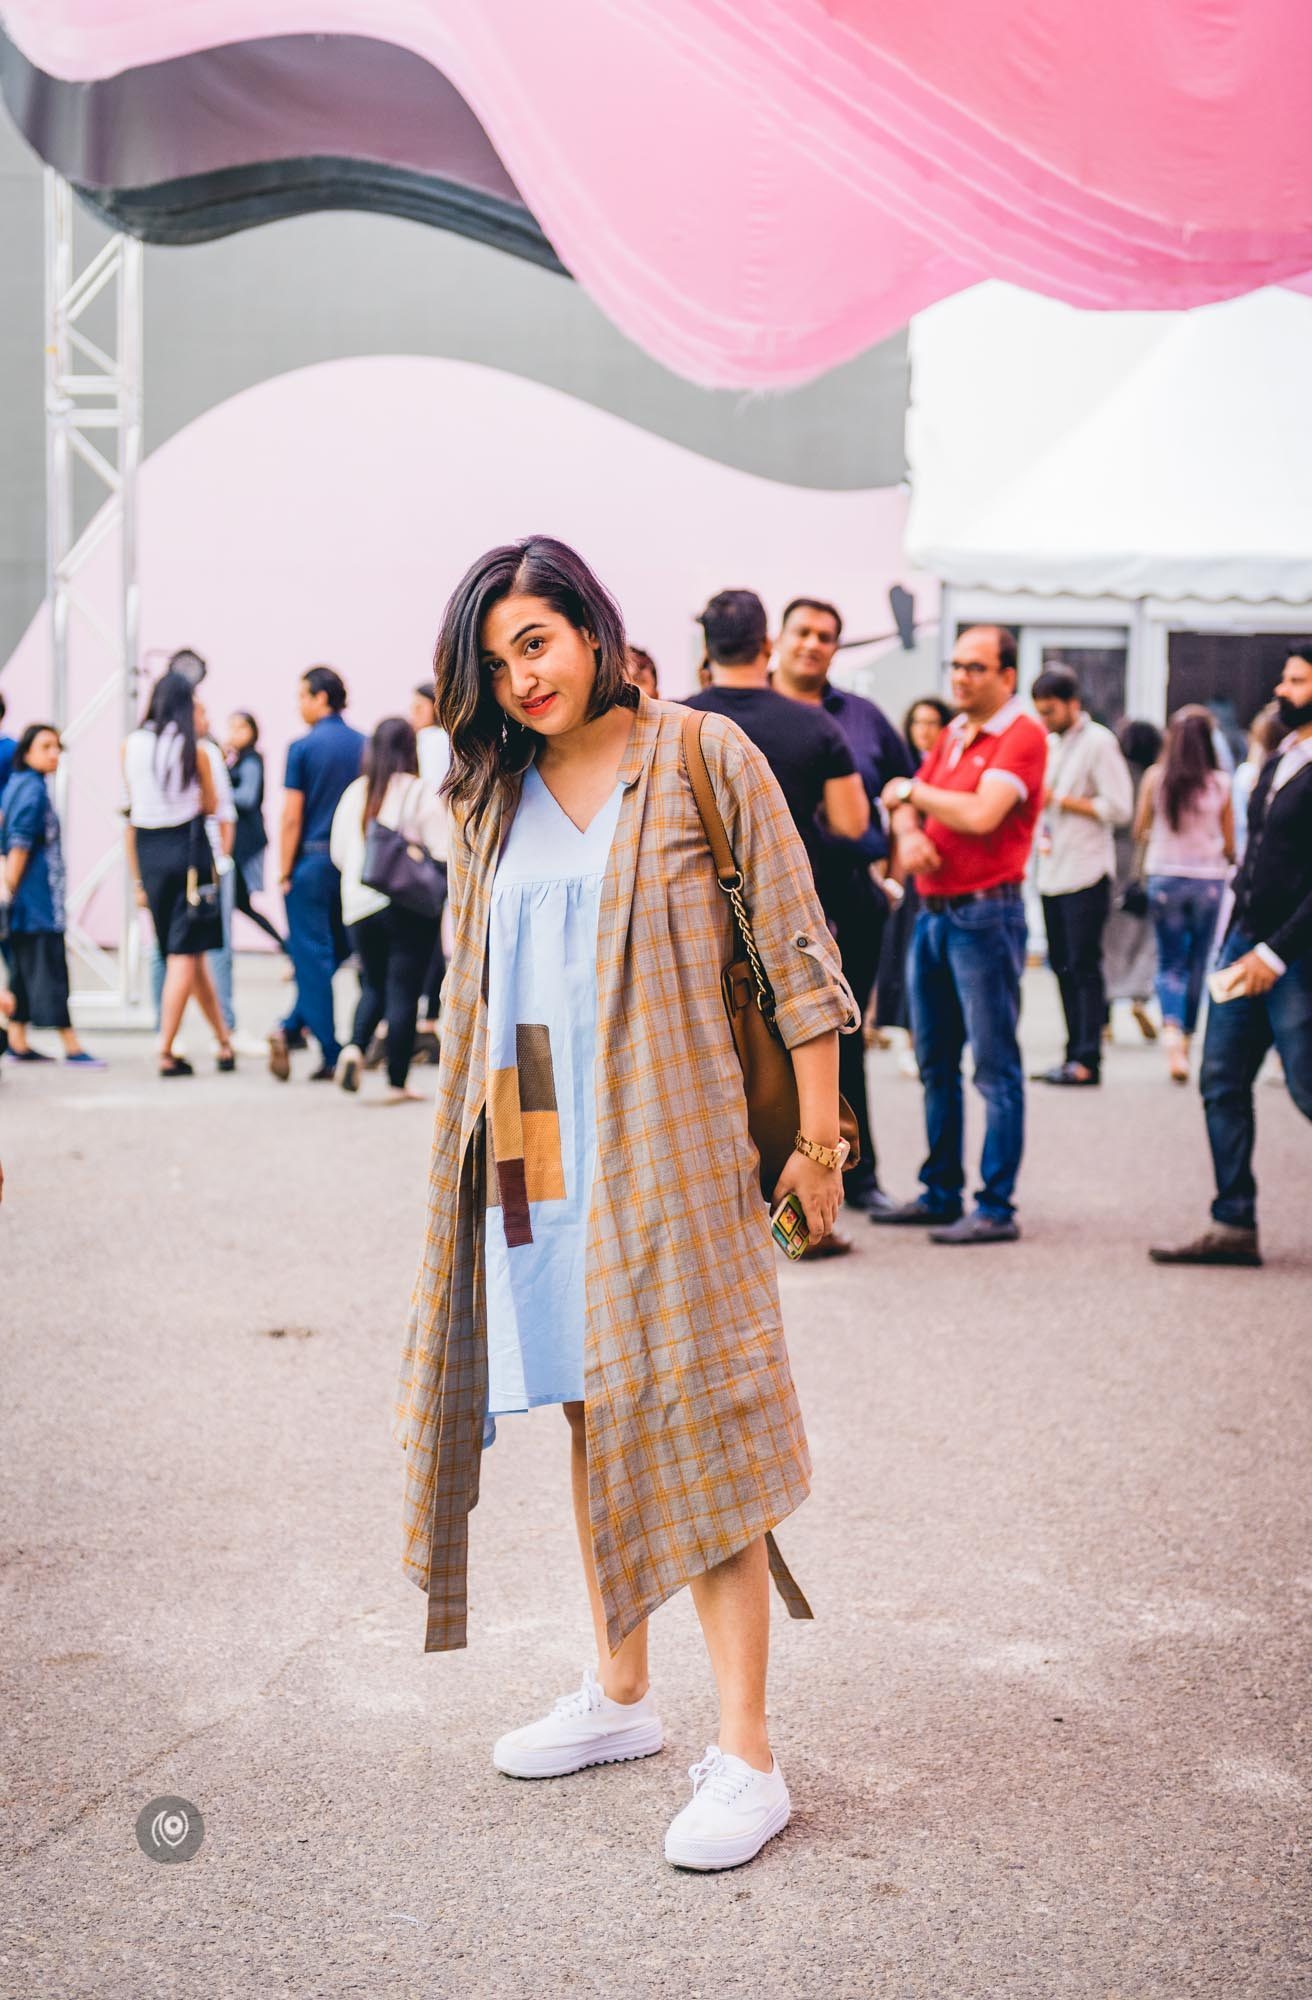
[772, 1150, 843, 1245]
[133, 881, 149, 910]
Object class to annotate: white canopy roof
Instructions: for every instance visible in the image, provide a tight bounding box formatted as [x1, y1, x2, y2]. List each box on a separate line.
[906, 283, 1312, 605]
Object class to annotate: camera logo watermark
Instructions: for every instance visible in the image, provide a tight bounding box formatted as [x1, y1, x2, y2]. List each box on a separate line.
[135, 1795, 204, 1863]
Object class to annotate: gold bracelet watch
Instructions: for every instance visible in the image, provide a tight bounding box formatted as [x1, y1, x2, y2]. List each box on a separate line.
[793, 1131, 849, 1172]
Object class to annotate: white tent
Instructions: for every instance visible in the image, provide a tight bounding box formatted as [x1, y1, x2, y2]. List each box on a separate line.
[904, 284, 1312, 722]
[907, 283, 1312, 605]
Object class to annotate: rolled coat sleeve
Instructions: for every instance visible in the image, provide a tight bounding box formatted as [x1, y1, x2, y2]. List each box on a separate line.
[705, 717, 860, 1049]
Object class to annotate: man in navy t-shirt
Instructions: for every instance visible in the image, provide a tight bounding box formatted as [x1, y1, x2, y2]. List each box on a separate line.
[772, 597, 914, 1219]
[684, 591, 868, 879]
[269, 666, 364, 1080]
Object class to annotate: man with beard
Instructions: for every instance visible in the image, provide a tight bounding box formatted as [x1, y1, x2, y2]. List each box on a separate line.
[1151, 644, 1312, 1267]
[772, 597, 914, 1221]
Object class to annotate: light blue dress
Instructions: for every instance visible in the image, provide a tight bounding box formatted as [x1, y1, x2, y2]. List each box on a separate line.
[483, 766, 625, 1419]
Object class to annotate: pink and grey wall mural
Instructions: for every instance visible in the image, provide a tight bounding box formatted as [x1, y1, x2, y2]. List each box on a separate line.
[5, 2, 1312, 388]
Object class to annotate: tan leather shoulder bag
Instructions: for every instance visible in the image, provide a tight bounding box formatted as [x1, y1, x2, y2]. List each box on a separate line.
[682, 710, 859, 1199]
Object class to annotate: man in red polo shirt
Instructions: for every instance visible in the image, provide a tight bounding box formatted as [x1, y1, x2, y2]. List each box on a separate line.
[875, 625, 1047, 1242]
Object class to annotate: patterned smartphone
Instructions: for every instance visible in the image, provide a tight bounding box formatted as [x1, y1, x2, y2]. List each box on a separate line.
[770, 1191, 810, 1260]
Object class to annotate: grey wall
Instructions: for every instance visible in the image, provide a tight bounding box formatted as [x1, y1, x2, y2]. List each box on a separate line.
[0, 114, 908, 668]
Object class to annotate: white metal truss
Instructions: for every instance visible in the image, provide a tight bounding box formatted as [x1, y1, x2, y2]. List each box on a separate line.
[43, 169, 147, 1020]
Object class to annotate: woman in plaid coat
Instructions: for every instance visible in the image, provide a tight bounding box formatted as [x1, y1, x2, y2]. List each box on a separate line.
[394, 538, 857, 1869]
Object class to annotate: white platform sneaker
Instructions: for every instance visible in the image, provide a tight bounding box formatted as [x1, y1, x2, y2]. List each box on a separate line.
[663, 1746, 791, 1870]
[492, 1667, 664, 1779]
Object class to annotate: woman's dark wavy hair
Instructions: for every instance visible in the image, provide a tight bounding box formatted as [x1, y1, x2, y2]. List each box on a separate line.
[361, 716, 419, 830]
[435, 536, 635, 828]
[1158, 704, 1219, 831]
[141, 669, 199, 788]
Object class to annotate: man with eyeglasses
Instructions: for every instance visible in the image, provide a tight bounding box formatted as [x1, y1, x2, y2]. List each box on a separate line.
[875, 626, 1047, 1243]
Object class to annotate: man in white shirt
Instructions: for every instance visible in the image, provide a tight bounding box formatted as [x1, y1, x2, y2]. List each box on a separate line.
[1031, 666, 1134, 1086]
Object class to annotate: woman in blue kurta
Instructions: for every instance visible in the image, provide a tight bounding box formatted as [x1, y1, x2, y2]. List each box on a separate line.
[0, 724, 104, 1068]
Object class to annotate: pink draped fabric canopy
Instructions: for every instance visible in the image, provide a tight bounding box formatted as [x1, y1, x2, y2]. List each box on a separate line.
[7, 0, 1312, 386]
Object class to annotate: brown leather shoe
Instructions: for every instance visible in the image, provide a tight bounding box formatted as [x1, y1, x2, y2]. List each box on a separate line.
[267, 1029, 291, 1082]
[797, 1228, 853, 1260]
[1149, 1224, 1261, 1267]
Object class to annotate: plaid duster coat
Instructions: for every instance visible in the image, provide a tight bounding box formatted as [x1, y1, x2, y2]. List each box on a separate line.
[393, 692, 859, 1653]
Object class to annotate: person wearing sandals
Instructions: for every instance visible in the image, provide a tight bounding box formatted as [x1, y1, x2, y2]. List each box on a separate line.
[0, 724, 106, 1069]
[330, 717, 446, 1103]
[394, 536, 857, 1871]
[122, 670, 234, 1077]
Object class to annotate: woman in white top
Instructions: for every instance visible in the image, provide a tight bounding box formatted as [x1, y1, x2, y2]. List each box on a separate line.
[122, 670, 234, 1077]
[330, 717, 446, 1101]
[1134, 703, 1236, 1082]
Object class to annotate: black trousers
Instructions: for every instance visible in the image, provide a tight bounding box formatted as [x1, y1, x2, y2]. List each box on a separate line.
[4, 930, 72, 1028]
[829, 878, 888, 1191]
[1041, 876, 1112, 1073]
[348, 904, 441, 1088]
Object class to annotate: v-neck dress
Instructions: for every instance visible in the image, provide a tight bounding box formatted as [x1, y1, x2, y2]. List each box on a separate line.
[483, 765, 626, 1419]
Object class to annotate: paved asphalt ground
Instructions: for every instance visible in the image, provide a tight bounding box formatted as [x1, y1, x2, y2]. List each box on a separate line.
[1, 959, 1308, 1999]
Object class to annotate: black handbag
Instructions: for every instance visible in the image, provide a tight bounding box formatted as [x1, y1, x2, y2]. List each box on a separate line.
[179, 814, 221, 949]
[361, 780, 446, 919]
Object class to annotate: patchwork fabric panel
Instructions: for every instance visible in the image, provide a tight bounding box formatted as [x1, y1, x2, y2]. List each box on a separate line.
[487, 1023, 565, 1246]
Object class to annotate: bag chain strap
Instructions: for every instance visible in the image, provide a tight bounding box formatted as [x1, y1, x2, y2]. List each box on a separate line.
[718, 871, 777, 1026]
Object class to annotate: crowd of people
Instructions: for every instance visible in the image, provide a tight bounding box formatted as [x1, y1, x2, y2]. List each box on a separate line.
[0, 613, 1308, 1264]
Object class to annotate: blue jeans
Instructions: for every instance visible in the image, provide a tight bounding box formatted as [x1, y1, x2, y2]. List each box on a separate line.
[281, 849, 349, 1064]
[1148, 875, 1225, 1034]
[908, 894, 1028, 1221]
[150, 862, 236, 1033]
[1202, 931, 1312, 1229]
